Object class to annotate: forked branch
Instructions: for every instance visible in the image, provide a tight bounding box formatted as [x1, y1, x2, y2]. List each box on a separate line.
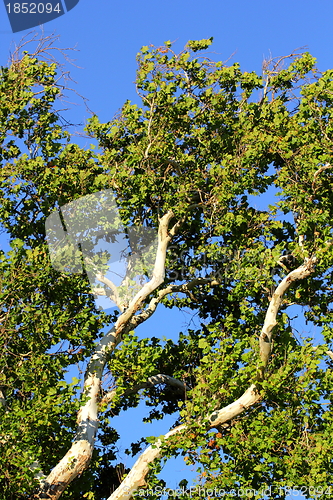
[108, 256, 318, 499]
[32, 211, 177, 500]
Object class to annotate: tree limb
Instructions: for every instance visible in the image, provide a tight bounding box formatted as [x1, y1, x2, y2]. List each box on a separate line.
[311, 163, 332, 192]
[128, 277, 220, 331]
[108, 256, 318, 498]
[107, 384, 261, 500]
[32, 211, 177, 500]
[85, 256, 124, 311]
[107, 424, 187, 500]
[0, 388, 6, 409]
[95, 271, 124, 312]
[258, 256, 317, 379]
[100, 374, 190, 407]
[113, 211, 175, 334]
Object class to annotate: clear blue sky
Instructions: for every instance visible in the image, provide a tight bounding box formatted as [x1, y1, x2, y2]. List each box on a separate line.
[1, 0, 333, 131]
[0, 1, 331, 496]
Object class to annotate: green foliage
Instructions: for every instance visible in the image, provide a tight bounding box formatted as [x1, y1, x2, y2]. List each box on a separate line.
[0, 37, 333, 499]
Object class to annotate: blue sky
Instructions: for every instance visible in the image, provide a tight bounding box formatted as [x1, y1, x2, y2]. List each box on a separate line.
[2, 1, 333, 131]
[0, 0, 332, 496]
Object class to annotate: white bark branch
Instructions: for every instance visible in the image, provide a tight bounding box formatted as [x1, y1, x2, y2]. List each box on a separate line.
[114, 211, 175, 334]
[108, 256, 318, 498]
[107, 425, 187, 500]
[85, 256, 124, 311]
[327, 350, 333, 361]
[128, 277, 220, 330]
[208, 384, 261, 428]
[0, 387, 6, 408]
[313, 347, 333, 362]
[258, 256, 317, 379]
[95, 271, 125, 312]
[311, 163, 332, 192]
[33, 212, 177, 500]
[107, 384, 261, 500]
[91, 287, 107, 296]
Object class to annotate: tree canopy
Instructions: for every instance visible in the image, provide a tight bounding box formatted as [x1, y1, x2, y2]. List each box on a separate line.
[0, 35, 333, 499]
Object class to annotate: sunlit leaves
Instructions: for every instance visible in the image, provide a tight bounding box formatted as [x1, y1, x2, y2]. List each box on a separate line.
[0, 38, 333, 499]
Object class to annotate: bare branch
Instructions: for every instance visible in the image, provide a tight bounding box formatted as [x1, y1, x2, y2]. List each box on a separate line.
[8, 28, 78, 68]
[101, 374, 190, 407]
[7, 28, 93, 123]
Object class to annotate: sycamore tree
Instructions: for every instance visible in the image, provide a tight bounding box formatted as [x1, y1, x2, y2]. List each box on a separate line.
[0, 34, 333, 500]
